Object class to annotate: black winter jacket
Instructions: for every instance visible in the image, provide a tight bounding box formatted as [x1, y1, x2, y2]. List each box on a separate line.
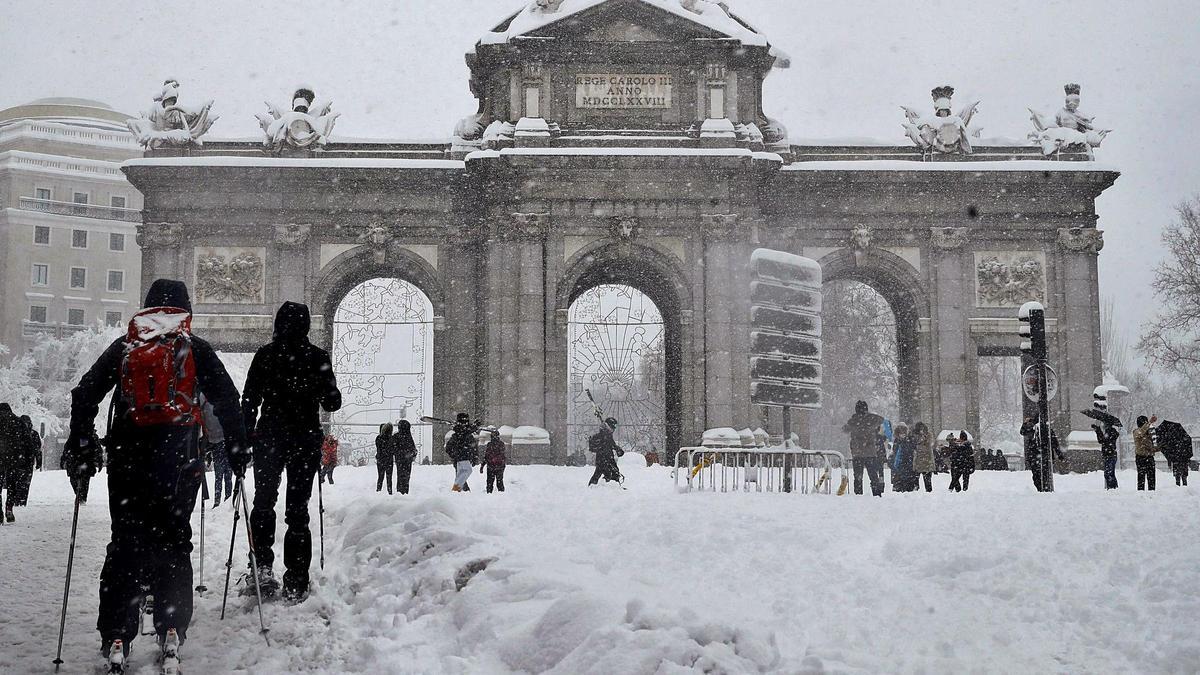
[242, 302, 342, 442]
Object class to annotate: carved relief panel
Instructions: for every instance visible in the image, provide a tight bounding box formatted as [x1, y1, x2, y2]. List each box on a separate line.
[194, 247, 267, 304]
[974, 251, 1047, 308]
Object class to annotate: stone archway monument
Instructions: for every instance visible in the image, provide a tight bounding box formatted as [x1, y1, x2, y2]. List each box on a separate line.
[124, 0, 1118, 462]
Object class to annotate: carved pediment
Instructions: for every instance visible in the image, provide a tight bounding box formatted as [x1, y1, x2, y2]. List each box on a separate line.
[516, 0, 749, 44]
[581, 19, 674, 42]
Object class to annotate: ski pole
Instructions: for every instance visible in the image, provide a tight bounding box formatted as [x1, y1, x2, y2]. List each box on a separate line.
[52, 496, 83, 672]
[238, 476, 271, 646]
[219, 480, 242, 621]
[196, 471, 210, 594]
[317, 470, 325, 570]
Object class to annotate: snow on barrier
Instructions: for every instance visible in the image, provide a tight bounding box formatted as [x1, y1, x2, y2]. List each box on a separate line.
[673, 447, 849, 494]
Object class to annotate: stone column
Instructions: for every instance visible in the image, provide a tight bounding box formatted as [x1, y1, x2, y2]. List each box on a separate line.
[273, 223, 312, 304]
[1056, 227, 1105, 444]
[928, 227, 972, 433]
[482, 212, 549, 432]
[700, 213, 748, 429]
[136, 222, 186, 294]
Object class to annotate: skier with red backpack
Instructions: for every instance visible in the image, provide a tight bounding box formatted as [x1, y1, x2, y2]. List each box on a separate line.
[62, 279, 247, 674]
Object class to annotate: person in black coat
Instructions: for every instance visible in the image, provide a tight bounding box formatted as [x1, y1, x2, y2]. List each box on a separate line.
[1093, 420, 1121, 489]
[947, 431, 975, 492]
[375, 423, 396, 494]
[243, 302, 342, 601]
[446, 413, 480, 492]
[1020, 417, 1061, 492]
[482, 429, 507, 493]
[9, 415, 42, 510]
[588, 417, 624, 486]
[0, 403, 21, 521]
[394, 420, 418, 495]
[63, 279, 247, 660]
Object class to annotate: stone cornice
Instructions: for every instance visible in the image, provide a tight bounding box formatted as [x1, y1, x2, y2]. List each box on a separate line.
[1057, 227, 1104, 254]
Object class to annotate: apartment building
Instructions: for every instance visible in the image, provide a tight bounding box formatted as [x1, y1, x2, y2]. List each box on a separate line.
[0, 98, 143, 358]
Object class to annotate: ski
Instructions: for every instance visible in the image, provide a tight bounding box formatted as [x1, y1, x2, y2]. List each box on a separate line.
[139, 595, 155, 636]
[104, 639, 127, 674]
[159, 628, 181, 675]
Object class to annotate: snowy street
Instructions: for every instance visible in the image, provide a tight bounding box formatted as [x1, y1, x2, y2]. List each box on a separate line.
[2, 460, 1197, 674]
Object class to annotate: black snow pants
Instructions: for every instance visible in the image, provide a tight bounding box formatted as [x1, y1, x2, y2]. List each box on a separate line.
[98, 427, 201, 645]
[1172, 460, 1189, 486]
[852, 457, 884, 496]
[394, 459, 412, 495]
[1136, 455, 1156, 491]
[250, 431, 320, 594]
[487, 465, 505, 493]
[376, 461, 394, 493]
[589, 455, 620, 485]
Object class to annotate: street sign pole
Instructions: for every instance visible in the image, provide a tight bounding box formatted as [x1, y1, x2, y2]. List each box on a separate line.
[782, 405, 792, 492]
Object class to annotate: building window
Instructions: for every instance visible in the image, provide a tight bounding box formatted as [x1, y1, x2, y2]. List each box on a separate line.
[70, 267, 87, 289]
[34, 225, 50, 245]
[72, 229, 88, 249]
[72, 192, 89, 215]
[35, 187, 51, 201]
[107, 270, 125, 292]
[31, 263, 49, 286]
[109, 232, 125, 251]
[67, 309, 85, 326]
[111, 195, 127, 209]
[29, 306, 47, 323]
[105, 311, 123, 327]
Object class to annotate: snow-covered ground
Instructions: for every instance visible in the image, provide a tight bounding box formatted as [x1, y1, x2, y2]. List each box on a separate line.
[2, 460, 1198, 674]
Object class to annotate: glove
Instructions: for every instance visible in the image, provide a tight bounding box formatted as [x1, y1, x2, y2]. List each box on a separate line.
[228, 441, 251, 479]
[62, 432, 103, 499]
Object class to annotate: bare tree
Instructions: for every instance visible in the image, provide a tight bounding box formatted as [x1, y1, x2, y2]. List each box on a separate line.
[1139, 197, 1200, 381]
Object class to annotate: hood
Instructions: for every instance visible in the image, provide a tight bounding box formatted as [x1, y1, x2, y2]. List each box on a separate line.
[144, 279, 192, 312]
[274, 302, 311, 341]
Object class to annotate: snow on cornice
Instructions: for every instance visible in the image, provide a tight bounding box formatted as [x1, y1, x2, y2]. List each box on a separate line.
[476, 0, 774, 52]
[781, 160, 1120, 172]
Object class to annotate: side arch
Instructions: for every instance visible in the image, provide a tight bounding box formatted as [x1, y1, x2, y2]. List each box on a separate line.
[816, 247, 931, 424]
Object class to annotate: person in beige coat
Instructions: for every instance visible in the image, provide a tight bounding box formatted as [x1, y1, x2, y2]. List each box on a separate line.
[910, 422, 936, 492]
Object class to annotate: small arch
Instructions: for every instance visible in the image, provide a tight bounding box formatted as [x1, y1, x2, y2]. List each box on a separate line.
[313, 245, 445, 337]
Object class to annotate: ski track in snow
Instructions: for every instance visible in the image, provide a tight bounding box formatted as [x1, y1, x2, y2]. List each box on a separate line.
[2, 460, 1198, 674]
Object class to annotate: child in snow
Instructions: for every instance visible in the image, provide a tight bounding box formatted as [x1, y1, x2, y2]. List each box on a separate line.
[482, 429, 507, 493]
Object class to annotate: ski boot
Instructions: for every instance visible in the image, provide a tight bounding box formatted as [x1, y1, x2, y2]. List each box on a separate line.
[4, 504, 14, 523]
[103, 638, 129, 674]
[281, 582, 310, 605]
[240, 566, 279, 599]
[159, 629, 181, 675]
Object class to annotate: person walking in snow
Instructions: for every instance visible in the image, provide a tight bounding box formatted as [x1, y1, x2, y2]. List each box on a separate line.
[890, 423, 917, 492]
[375, 423, 396, 493]
[393, 420, 418, 495]
[1132, 415, 1159, 491]
[842, 401, 885, 497]
[9, 415, 42, 512]
[1020, 417, 1061, 492]
[200, 396, 233, 506]
[910, 422, 936, 492]
[243, 301, 343, 602]
[0, 403, 23, 522]
[446, 413, 480, 492]
[62, 279, 247, 670]
[947, 431, 975, 492]
[320, 433, 339, 485]
[482, 428, 507, 493]
[588, 417, 625, 486]
[1093, 418, 1121, 490]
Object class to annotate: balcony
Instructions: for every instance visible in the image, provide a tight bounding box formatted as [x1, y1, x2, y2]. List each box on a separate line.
[22, 321, 92, 339]
[17, 196, 141, 223]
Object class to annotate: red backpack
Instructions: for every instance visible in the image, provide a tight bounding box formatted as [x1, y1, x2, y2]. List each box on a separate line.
[120, 307, 201, 427]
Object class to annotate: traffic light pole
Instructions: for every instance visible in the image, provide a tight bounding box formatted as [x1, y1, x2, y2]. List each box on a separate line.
[1035, 352, 1054, 492]
[1021, 303, 1054, 493]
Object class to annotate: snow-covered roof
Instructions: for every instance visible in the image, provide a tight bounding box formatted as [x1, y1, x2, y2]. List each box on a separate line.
[477, 0, 783, 62]
[123, 156, 465, 170]
[782, 160, 1119, 173]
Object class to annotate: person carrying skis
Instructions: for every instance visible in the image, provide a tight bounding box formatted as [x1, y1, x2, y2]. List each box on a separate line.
[243, 301, 342, 602]
[1093, 418, 1121, 490]
[394, 420, 418, 495]
[446, 413, 479, 492]
[200, 396, 233, 506]
[375, 423, 396, 493]
[62, 279, 247, 672]
[842, 401, 885, 497]
[482, 428, 507, 493]
[320, 433, 339, 485]
[588, 417, 624, 486]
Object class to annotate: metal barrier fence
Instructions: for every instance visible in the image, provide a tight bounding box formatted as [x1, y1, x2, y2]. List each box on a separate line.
[673, 447, 850, 494]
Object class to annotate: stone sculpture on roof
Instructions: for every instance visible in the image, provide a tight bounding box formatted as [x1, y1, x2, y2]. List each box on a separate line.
[127, 79, 218, 149]
[256, 86, 340, 152]
[1028, 84, 1111, 158]
[902, 85, 980, 155]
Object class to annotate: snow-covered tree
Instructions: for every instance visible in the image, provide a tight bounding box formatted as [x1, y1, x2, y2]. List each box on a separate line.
[1139, 197, 1200, 385]
[0, 344, 59, 436]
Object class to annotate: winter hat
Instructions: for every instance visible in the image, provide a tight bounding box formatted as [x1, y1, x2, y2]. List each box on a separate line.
[456, 412, 471, 424]
[273, 302, 311, 342]
[1137, 416, 1149, 428]
[604, 417, 618, 428]
[144, 279, 192, 313]
[855, 400, 868, 414]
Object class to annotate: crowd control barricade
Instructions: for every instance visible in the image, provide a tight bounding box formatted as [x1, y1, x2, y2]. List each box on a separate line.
[673, 447, 849, 494]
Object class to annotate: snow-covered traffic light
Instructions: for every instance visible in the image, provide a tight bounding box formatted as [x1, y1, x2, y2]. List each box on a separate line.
[1018, 301, 1047, 360]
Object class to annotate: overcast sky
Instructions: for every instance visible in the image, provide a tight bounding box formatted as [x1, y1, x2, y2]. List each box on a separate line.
[3, 0, 1197, 360]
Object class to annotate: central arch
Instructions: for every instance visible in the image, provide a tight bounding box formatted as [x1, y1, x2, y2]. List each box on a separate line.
[817, 248, 929, 428]
[552, 241, 693, 459]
